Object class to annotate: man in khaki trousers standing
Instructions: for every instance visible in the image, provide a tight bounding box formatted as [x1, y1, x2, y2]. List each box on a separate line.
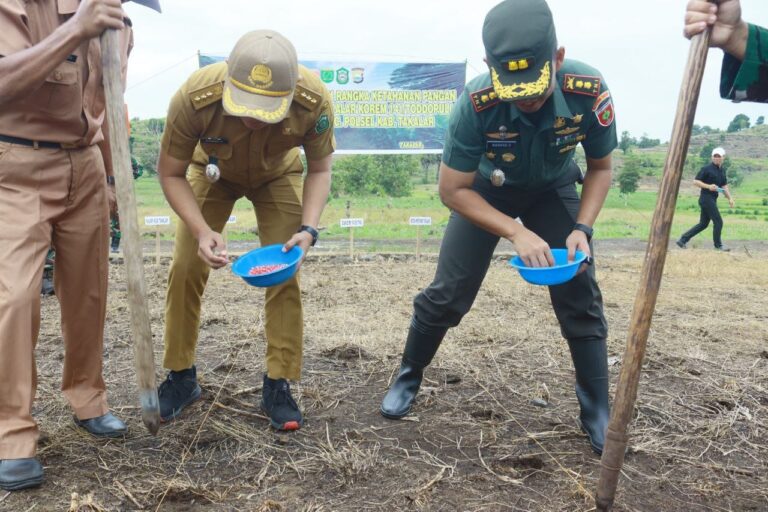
[0, 0, 145, 491]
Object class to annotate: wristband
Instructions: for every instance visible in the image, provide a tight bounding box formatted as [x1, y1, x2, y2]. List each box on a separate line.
[298, 225, 319, 246]
[573, 223, 593, 242]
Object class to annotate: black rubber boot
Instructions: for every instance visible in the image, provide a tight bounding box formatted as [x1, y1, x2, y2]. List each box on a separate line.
[380, 317, 447, 419]
[568, 338, 610, 455]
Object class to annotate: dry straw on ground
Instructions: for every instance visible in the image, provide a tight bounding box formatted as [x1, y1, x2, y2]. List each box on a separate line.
[6, 241, 768, 511]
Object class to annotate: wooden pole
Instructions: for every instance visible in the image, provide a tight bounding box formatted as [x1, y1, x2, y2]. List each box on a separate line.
[416, 225, 421, 259]
[349, 227, 354, 259]
[155, 227, 160, 266]
[594, 16, 713, 512]
[100, 29, 160, 435]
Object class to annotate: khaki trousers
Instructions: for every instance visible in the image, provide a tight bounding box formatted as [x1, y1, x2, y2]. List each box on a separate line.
[0, 142, 110, 459]
[163, 168, 305, 380]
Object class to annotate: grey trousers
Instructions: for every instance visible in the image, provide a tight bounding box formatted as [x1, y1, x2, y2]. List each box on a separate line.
[413, 176, 607, 343]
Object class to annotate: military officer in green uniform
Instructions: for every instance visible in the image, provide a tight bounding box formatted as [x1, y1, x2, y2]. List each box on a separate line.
[685, 0, 767, 102]
[380, 0, 617, 455]
[157, 30, 334, 431]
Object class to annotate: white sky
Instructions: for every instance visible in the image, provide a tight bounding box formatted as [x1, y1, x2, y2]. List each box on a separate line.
[123, 0, 768, 141]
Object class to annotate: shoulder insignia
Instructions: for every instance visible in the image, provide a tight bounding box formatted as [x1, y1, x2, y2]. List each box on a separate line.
[294, 84, 321, 110]
[470, 86, 500, 113]
[189, 82, 224, 110]
[563, 74, 601, 97]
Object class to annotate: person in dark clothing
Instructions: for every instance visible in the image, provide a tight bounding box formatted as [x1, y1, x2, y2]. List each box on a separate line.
[677, 147, 735, 251]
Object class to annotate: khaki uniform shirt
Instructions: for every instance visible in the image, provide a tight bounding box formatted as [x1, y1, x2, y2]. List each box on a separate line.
[0, 0, 133, 146]
[443, 59, 617, 191]
[161, 62, 335, 188]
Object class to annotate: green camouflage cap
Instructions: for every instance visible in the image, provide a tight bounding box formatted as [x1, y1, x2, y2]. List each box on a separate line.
[482, 0, 557, 101]
[223, 30, 298, 123]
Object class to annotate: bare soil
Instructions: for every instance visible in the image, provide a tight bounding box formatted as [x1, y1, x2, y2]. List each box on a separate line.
[3, 241, 767, 512]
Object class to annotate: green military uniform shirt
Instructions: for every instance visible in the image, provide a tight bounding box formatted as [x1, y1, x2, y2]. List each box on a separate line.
[442, 59, 617, 191]
[161, 61, 335, 186]
[720, 24, 768, 103]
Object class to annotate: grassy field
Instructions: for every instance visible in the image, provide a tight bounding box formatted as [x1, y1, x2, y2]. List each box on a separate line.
[134, 166, 768, 245]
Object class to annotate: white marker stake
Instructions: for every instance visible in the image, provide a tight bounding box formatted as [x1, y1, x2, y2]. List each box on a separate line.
[340, 218, 364, 258]
[223, 215, 236, 247]
[409, 217, 432, 259]
[144, 216, 170, 265]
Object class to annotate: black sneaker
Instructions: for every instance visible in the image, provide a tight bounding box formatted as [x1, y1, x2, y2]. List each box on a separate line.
[675, 240, 686, 249]
[158, 366, 202, 422]
[261, 375, 303, 431]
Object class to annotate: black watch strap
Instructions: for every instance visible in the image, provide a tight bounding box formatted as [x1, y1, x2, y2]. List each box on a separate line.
[298, 225, 319, 246]
[573, 223, 593, 242]
[106, 175, 115, 185]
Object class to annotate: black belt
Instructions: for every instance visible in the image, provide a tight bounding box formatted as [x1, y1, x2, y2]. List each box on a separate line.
[0, 134, 75, 149]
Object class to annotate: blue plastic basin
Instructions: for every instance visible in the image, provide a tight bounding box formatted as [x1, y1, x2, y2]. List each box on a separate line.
[231, 244, 303, 287]
[508, 248, 587, 286]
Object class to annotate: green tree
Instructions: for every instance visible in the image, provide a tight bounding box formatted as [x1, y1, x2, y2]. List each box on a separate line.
[757, 116, 765, 125]
[637, 134, 661, 148]
[618, 130, 635, 154]
[699, 142, 717, 164]
[618, 156, 641, 199]
[727, 113, 750, 132]
[332, 155, 416, 197]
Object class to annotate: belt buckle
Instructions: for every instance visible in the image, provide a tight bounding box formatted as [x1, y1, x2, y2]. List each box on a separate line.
[60, 142, 77, 149]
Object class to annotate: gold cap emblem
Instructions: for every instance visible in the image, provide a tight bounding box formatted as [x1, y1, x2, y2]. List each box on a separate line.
[249, 64, 273, 86]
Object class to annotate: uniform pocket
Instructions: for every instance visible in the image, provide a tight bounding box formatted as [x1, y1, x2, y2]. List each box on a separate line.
[39, 61, 80, 117]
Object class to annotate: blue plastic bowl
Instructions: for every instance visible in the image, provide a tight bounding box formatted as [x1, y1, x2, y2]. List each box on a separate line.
[508, 248, 587, 286]
[231, 244, 303, 287]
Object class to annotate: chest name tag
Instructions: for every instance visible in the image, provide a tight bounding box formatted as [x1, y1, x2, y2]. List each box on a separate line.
[485, 140, 516, 153]
[200, 137, 228, 144]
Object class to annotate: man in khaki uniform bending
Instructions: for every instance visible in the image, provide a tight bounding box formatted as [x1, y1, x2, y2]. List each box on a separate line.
[158, 30, 334, 431]
[0, 0, 144, 492]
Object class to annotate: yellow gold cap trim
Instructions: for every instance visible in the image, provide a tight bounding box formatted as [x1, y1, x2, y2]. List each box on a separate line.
[491, 61, 550, 100]
[223, 87, 289, 122]
[230, 76, 291, 97]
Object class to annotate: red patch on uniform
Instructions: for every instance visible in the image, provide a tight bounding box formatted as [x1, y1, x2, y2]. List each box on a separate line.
[595, 101, 614, 127]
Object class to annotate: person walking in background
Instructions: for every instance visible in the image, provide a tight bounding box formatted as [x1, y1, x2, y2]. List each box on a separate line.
[684, 0, 767, 102]
[677, 147, 735, 251]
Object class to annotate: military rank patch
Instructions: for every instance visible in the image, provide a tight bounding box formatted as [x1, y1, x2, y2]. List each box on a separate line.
[294, 84, 321, 110]
[315, 113, 330, 134]
[563, 74, 601, 97]
[470, 86, 500, 112]
[189, 82, 224, 110]
[592, 91, 614, 127]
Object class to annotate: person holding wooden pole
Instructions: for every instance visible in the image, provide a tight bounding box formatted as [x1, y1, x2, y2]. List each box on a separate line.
[685, 0, 768, 103]
[380, 0, 617, 456]
[0, 0, 139, 491]
[157, 30, 335, 432]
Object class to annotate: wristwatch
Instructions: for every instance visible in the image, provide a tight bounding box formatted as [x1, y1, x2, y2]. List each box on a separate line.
[573, 223, 593, 242]
[106, 175, 116, 185]
[297, 225, 319, 246]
